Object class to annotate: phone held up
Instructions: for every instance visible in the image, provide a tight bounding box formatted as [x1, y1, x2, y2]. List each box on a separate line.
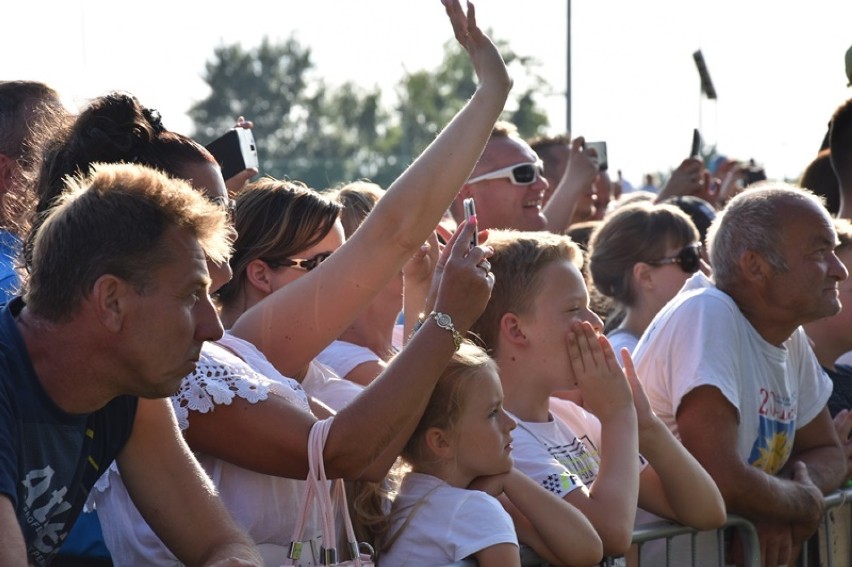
[584, 141, 608, 172]
[690, 128, 703, 158]
[205, 128, 260, 181]
[463, 197, 478, 248]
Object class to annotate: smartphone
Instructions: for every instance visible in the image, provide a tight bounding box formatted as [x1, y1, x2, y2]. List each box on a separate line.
[585, 141, 608, 172]
[690, 128, 703, 158]
[205, 128, 259, 181]
[463, 197, 478, 248]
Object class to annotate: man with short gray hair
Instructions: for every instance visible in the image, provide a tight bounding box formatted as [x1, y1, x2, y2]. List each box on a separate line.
[633, 184, 847, 566]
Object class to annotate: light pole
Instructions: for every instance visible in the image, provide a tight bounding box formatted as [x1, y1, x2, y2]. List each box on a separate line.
[566, 0, 572, 134]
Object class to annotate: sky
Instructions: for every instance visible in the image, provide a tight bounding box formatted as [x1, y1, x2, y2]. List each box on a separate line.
[5, 1, 852, 186]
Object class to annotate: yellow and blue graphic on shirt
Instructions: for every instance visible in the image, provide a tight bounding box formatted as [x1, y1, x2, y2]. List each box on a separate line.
[748, 387, 796, 475]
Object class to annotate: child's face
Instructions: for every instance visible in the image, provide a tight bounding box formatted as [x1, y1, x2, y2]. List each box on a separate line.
[452, 367, 517, 482]
[517, 259, 603, 389]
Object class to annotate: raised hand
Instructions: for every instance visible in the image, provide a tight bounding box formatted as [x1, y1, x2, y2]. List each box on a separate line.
[433, 219, 495, 333]
[657, 157, 719, 206]
[442, 0, 511, 92]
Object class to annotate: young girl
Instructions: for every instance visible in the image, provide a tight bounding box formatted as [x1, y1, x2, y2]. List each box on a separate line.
[380, 343, 603, 567]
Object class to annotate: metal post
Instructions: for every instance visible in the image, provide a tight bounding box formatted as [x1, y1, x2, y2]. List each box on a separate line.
[566, 0, 572, 134]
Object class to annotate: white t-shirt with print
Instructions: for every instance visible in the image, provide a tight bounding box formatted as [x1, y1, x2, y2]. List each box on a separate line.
[633, 272, 831, 471]
[631, 272, 832, 566]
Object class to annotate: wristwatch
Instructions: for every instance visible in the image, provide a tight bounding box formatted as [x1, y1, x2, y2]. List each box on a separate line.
[430, 311, 462, 351]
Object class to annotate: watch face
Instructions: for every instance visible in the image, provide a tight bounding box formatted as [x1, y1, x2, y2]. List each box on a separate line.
[434, 312, 452, 328]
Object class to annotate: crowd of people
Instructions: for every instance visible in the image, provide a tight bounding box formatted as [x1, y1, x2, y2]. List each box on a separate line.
[2, 1, 852, 566]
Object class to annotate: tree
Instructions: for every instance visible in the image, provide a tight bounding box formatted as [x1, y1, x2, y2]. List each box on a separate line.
[189, 33, 551, 190]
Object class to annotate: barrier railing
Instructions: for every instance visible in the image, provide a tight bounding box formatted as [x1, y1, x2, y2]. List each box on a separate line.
[597, 486, 852, 567]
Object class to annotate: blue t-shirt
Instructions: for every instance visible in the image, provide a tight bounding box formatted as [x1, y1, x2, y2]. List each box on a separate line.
[0, 231, 21, 304]
[0, 298, 137, 566]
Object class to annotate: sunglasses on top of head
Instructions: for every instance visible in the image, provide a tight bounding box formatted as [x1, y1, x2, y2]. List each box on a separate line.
[646, 243, 702, 274]
[264, 251, 333, 272]
[466, 160, 544, 186]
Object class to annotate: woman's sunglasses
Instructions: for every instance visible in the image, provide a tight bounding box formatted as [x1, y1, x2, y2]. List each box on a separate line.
[265, 251, 333, 272]
[647, 243, 702, 274]
[466, 160, 544, 186]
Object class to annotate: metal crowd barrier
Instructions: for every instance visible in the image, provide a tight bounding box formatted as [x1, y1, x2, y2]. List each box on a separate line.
[598, 486, 852, 567]
[452, 487, 851, 566]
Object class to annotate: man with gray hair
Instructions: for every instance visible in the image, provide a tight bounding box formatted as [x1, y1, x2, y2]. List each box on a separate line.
[0, 162, 261, 566]
[633, 184, 847, 566]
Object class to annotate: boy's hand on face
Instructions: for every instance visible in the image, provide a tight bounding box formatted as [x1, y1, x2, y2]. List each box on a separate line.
[566, 321, 634, 422]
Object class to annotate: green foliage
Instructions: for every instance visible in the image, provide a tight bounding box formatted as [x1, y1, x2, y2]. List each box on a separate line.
[190, 34, 551, 190]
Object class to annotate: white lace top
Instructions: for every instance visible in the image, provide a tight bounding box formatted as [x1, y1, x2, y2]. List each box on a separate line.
[91, 335, 323, 566]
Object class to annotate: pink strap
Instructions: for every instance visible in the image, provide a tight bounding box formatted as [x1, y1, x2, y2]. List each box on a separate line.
[284, 418, 365, 566]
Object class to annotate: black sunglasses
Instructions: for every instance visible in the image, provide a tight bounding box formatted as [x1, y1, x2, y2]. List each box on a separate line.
[265, 251, 333, 272]
[647, 243, 702, 274]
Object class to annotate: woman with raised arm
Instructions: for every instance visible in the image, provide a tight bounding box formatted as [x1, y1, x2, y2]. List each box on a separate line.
[47, 1, 512, 564]
[225, 0, 509, 383]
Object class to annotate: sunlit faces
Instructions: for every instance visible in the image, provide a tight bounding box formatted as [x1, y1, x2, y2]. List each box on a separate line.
[465, 136, 549, 231]
[451, 366, 517, 483]
[763, 200, 848, 326]
[120, 226, 223, 398]
[264, 220, 346, 293]
[515, 259, 604, 390]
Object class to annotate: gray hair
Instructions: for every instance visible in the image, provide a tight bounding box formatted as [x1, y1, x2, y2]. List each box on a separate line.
[708, 183, 826, 289]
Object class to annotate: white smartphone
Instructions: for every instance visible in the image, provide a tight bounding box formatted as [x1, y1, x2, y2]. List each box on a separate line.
[463, 197, 478, 248]
[584, 141, 608, 172]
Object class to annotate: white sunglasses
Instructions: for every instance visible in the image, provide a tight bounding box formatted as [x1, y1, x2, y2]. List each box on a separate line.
[467, 160, 544, 186]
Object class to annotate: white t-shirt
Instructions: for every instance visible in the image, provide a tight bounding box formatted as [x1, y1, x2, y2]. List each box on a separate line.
[301, 358, 364, 412]
[633, 272, 831, 469]
[509, 408, 598, 498]
[93, 336, 326, 567]
[381, 472, 517, 566]
[605, 329, 639, 360]
[632, 272, 832, 566]
[315, 340, 381, 380]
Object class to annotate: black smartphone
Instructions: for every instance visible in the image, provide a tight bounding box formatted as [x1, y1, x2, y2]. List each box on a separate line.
[691, 128, 703, 158]
[463, 197, 478, 248]
[585, 141, 608, 172]
[205, 128, 259, 181]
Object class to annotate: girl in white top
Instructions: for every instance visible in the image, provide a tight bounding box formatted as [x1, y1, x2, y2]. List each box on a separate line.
[587, 201, 703, 355]
[380, 343, 602, 567]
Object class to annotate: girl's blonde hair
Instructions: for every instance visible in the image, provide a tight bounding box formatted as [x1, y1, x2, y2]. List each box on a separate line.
[357, 342, 498, 556]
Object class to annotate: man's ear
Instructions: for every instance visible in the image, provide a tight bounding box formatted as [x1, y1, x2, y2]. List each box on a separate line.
[424, 426, 455, 460]
[739, 250, 770, 286]
[90, 274, 130, 332]
[245, 258, 274, 295]
[500, 312, 529, 346]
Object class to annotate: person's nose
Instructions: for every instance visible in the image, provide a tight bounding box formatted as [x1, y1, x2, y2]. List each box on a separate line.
[829, 251, 849, 282]
[501, 409, 517, 432]
[195, 294, 225, 342]
[585, 309, 604, 333]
